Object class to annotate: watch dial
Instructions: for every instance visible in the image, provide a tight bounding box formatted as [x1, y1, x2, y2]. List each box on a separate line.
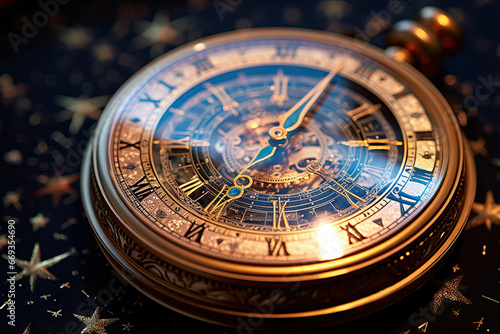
[108, 35, 443, 263]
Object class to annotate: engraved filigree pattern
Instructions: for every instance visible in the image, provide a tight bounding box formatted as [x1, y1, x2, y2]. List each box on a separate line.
[88, 165, 467, 311]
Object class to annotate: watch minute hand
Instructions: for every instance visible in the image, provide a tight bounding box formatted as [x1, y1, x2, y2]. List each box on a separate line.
[279, 61, 344, 132]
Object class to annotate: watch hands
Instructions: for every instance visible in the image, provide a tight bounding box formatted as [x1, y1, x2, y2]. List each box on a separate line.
[233, 61, 343, 186]
[269, 60, 344, 141]
[234, 144, 277, 181]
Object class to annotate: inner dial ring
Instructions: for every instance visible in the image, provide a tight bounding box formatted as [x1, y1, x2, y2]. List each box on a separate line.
[153, 65, 402, 231]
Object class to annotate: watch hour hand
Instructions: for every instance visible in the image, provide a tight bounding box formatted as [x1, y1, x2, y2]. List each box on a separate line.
[234, 144, 277, 181]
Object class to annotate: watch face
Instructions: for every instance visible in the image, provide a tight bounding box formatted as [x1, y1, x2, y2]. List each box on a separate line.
[84, 28, 474, 327]
[106, 32, 443, 263]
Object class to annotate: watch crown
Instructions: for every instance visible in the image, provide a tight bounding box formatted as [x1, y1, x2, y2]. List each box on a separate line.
[385, 7, 463, 77]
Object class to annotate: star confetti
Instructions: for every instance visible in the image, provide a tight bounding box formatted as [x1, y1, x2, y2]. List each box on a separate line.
[432, 275, 471, 313]
[467, 190, 500, 231]
[32, 173, 79, 206]
[74, 308, 119, 334]
[3, 189, 23, 210]
[2, 243, 75, 292]
[30, 212, 50, 231]
[54, 95, 109, 134]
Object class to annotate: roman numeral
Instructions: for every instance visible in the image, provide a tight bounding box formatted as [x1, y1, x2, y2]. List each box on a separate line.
[339, 138, 403, 150]
[179, 175, 204, 196]
[266, 237, 290, 256]
[411, 167, 433, 186]
[271, 69, 289, 107]
[138, 93, 161, 108]
[184, 222, 207, 243]
[415, 131, 434, 140]
[271, 198, 290, 229]
[192, 58, 215, 74]
[354, 62, 375, 78]
[340, 222, 366, 244]
[204, 82, 239, 115]
[363, 165, 385, 178]
[275, 46, 297, 59]
[119, 140, 140, 150]
[393, 87, 412, 99]
[129, 176, 158, 202]
[387, 187, 419, 216]
[158, 80, 176, 91]
[345, 103, 381, 121]
[204, 185, 231, 218]
[156, 137, 210, 151]
[327, 180, 365, 209]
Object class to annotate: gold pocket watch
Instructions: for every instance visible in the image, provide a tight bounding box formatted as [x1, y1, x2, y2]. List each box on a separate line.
[81, 8, 475, 329]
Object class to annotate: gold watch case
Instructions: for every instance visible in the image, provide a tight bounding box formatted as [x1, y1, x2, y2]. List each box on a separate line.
[81, 28, 475, 329]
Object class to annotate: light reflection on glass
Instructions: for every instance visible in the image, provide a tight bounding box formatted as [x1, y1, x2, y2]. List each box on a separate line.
[316, 223, 344, 260]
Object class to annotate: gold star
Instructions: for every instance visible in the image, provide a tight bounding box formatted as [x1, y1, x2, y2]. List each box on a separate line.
[122, 322, 134, 331]
[473, 317, 484, 330]
[55, 95, 109, 134]
[132, 13, 193, 56]
[432, 275, 471, 313]
[418, 322, 428, 332]
[40, 294, 51, 300]
[452, 264, 461, 272]
[3, 190, 22, 210]
[2, 243, 75, 292]
[47, 309, 62, 317]
[74, 308, 119, 334]
[469, 137, 488, 157]
[467, 190, 500, 231]
[32, 173, 79, 206]
[30, 213, 50, 231]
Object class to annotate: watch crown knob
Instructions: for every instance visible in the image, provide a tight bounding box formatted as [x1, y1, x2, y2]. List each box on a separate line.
[416, 6, 463, 54]
[385, 7, 463, 77]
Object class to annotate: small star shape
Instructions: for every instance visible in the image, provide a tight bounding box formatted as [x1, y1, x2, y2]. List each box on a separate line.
[469, 137, 488, 157]
[32, 173, 79, 206]
[467, 190, 500, 231]
[47, 309, 63, 317]
[122, 322, 134, 331]
[452, 264, 461, 272]
[132, 13, 193, 56]
[432, 275, 471, 313]
[74, 308, 119, 334]
[30, 212, 50, 231]
[40, 294, 51, 300]
[55, 95, 109, 134]
[3, 190, 22, 210]
[2, 243, 74, 292]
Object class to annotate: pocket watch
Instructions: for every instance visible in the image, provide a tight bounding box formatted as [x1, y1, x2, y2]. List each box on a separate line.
[81, 19, 475, 329]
